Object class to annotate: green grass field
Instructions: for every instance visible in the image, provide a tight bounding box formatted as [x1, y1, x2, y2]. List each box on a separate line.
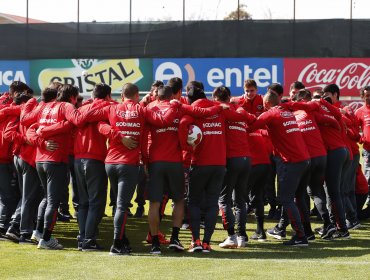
[0, 202, 369, 280]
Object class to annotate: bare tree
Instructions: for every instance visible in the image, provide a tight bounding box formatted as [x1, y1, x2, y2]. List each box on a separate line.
[224, 4, 252, 20]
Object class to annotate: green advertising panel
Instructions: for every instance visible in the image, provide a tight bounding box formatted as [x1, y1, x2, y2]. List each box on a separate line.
[29, 59, 153, 97]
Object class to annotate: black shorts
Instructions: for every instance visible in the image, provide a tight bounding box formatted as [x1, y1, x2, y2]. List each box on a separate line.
[148, 161, 185, 203]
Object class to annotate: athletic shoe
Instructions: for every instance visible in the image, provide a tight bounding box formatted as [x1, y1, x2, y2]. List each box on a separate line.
[347, 221, 361, 230]
[321, 224, 336, 240]
[306, 233, 316, 241]
[266, 226, 286, 240]
[72, 211, 78, 219]
[169, 239, 184, 251]
[150, 244, 161, 255]
[5, 227, 20, 242]
[134, 206, 144, 218]
[19, 235, 37, 245]
[77, 235, 83, 250]
[202, 242, 212, 253]
[219, 234, 238, 248]
[146, 231, 170, 245]
[181, 223, 190, 230]
[37, 238, 63, 250]
[109, 245, 130, 256]
[122, 236, 133, 253]
[31, 230, 43, 243]
[188, 239, 202, 253]
[82, 239, 104, 252]
[332, 230, 351, 239]
[237, 235, 247, 248]
[283, 235, 308, 247]
[314, 225, 324, 236]
[250, 232, 267, 242]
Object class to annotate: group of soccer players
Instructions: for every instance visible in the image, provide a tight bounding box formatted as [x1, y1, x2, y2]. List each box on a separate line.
[0, 77, 369, 255]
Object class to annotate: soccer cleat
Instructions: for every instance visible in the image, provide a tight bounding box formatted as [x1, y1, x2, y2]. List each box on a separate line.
[266, 226, 286, 240]
[109, 245, 130, 256]
[237, 235, 247, 248]
[202, 242, 212, 253]
[19, 235, 37, 245]
[146, 231, 170, 245]
[134, 206, 144, 218]
[321, 224, 336, 240]
[188, 239, 203, 253]
[31, 230, 43, 243]
[5, 227, 20, 242]
[81, 239, 104, 252]
[250, 231, 267, 242]
[219, 234, 238, 249]
[150, 244, 162, 255]
[37, 238, 63, 250]
[169, 239, 184, 251]
[283, 235, 308, 247]
[332, 230, 351, 239]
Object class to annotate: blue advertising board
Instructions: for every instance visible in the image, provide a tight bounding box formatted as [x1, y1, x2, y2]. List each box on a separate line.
[0, 61, 30, 93]
[153, 58, 284, 96]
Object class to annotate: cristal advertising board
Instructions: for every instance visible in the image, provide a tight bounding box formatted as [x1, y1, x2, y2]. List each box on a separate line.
[29, 59, 152, 95]
[284, 58, 370, 98]
[153, 58, 284, 96]
[0, 61, 29, 93]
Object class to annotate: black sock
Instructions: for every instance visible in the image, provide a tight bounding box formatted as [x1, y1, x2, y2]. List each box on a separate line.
[171, 227, 180, 240]
[227, 227, 235, 236]
[113, 239, 122, 248]
[36, 220, 43, 233]
[152, 235, 160, 247]
[256, 217, 264, 233]
[42, 229, 52, 241]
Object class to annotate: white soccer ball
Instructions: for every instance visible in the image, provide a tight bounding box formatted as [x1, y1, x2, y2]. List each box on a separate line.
[187, 125, 202, 147]
[81, 70, 89, 77]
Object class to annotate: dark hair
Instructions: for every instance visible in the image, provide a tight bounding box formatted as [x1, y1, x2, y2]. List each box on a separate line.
[9, 81, 29, 95]
[263, 91, 280, 106]
[186, 81, 204, 92]
[323, 84, 340, 100]
[93, 83, 111, 99]
[244, 79, 257, 88]
[48, 81, 63, 91]
[41, 88, 58, 103]
[57, 84, 79, 103]
[187, 86, 206, 104]
[293, 89, 312, 102]
[360, 85, 370, 98]
[289, 81, 305, 91]
[14, 91, 32, 105]
[167, 77, 183, 94]
[212, 86, 231, 102]
[121, 83, 139, 99]
[157, 85, 173, 101]
[268, 83, 284, 96]
[152, 80, 164, 88]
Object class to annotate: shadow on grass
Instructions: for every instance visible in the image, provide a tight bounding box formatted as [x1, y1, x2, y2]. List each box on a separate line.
[53, 215, 370, 261]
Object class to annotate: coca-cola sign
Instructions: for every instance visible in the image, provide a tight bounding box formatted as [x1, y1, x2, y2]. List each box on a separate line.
[284, 58, 370, 97]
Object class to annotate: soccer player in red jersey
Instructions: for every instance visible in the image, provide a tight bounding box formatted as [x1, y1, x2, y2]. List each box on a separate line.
[249, 91, 310, 246]
[354, 85, 370, 218]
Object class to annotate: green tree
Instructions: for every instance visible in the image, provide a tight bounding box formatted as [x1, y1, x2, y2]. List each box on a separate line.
[224, 4, 252, 20]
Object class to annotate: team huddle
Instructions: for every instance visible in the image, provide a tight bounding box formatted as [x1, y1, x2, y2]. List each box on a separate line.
[0, 77, 369, 255]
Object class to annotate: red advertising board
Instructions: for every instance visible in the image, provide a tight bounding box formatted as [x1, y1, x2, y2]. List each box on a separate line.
[284, 58, 370, 98]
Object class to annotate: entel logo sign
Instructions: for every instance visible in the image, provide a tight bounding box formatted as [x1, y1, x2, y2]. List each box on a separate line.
[154, 58, 283, 95]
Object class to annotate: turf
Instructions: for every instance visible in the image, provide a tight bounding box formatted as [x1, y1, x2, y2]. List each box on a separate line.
[0, 203, 369, 280]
